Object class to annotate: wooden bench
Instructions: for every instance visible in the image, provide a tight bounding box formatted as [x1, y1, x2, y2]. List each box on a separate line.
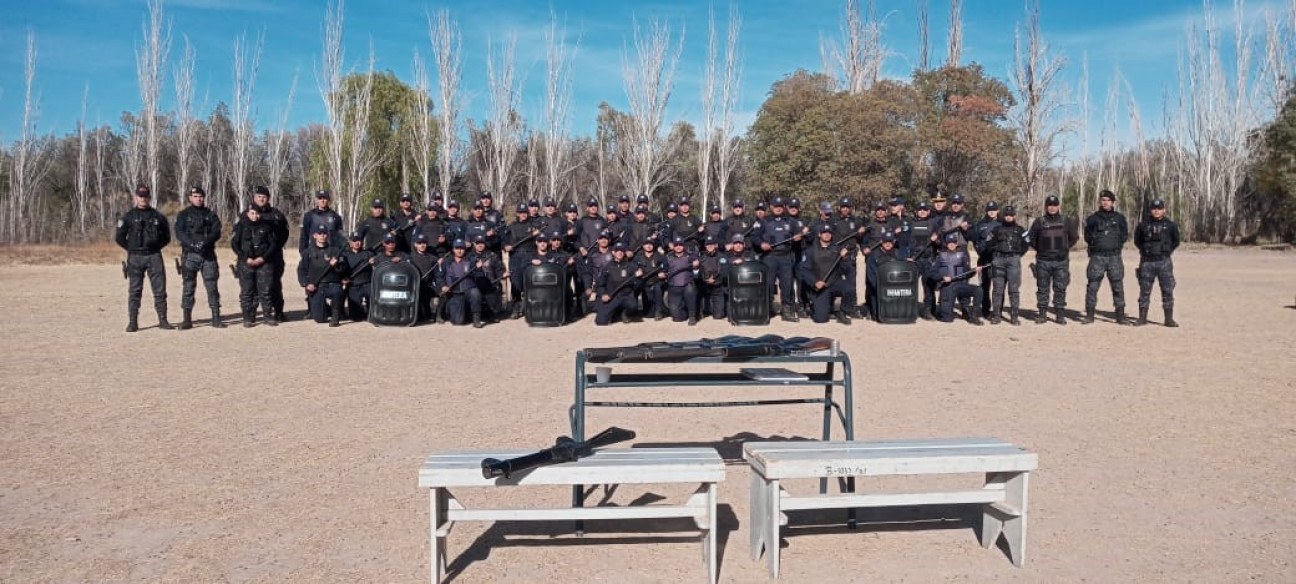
[744, 438, 1037, 578]
[418, 447, 726, 584]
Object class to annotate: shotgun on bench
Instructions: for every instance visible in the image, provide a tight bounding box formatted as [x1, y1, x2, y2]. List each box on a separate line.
[480, 426, 637, 479]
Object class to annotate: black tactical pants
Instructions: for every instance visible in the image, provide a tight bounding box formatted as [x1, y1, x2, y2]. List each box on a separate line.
[763, 253, 796, 309]
[700, 282, 727, 319]
[595, 291, 637, 325]
[668, 283, 699, 321]
[126, 252, 168, 316]
[270, 256, 286, 316]
[915, 258, 937, 315]
[180, 252, 220, 311]
[238, 262, 275, 317]
[939, 281, 984, 322]
[1085, 254, 1126, 311]
[345, 282, 371, 321]
[978, 255, 994, 316]
[445, 288, 483, 325]
[638, 282, 665, 317]
[1137, 258, 1175, 311]
[508, 253, 526, 304]
[1034, 258, 1070, 310]
[810, 279, 855, 323]
[991, 255, 1022, 312]
[306, 282, 344, 323]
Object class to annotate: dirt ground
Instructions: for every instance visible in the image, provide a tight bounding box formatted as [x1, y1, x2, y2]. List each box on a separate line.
[1, 247, 1293, 583]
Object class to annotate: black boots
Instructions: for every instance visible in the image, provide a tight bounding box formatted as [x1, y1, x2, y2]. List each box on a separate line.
[126, 313, 139, 333]
[329, 304, 341, 327]
[1136, 307, 1149, 326]
[179, 309, 193, 330]
[1009, 307, 1021, 326]
[1082, 308, 1095, 324]
[472, 313, 485, 328]
[243, 309, 256, 328]
[836, 310, 851, 325]
[156, 311, 175, 330]
[1035, 309, 1048, 324]
[1055, 308, 1067, 325]
[989, 307, 1002, 325]
[781, 307, 799, 323]
[1115, 308, 1130, 325]
[211, 308, 227, 328]
[1164, 308, 1179, 328]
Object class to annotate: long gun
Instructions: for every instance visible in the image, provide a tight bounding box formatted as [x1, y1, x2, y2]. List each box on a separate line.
[583, 335, 835, 363]
[480, 427, 637, 479]
[936, 267, 983, 289]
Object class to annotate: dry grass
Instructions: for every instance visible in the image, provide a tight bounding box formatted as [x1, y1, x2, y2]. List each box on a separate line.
[0, 241, 143, 266]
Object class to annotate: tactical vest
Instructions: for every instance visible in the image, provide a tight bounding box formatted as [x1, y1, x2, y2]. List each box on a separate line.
[936, 250, 968, 279]
[124, 208, 165, 252]
[1142, 220, 1171, 257]
[181, 208, 220, 246]
[305, 209, 341, 238]
[1035, 215, 1068, 255]
[993, 224, 1027, 255]
[241, 222, 275, 258]
[1090, 212, 1124, 253]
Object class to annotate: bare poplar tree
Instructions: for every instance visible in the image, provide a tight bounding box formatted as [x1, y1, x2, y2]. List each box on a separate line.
[93, 123, 110, 230]
[409, 49, 437, 198]
[430, 9, 464, 199]
[173, 37, 196, 197]
[76, 86, 91, 235]
[266, 72, 298, 199]
[228, 32, 263, 211]
[317, 0, 347, 220]
[541, 14, 578, 203]
[1008, 0, 1072, 209]
[344, 48, 381, 223]
[8, 31, 53, 243]
[947, 0, 963, 67]
[1261, 1, 1295, 113]
[618, 19, 684, 200]
[472, 34, 523, 206]
[821, 0, 887, 94]
[135, 0, 170, 204]
[698, 8, 719, 210]
[916, 0, 930, 72]
[714, 4, 743, 210]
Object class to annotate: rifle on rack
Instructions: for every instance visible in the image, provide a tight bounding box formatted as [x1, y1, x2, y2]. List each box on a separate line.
[583, 335, 835, 363]
[480, 427, 637, 480]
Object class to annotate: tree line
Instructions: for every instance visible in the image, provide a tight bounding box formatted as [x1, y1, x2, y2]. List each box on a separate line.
[0, 0, 1293, 245]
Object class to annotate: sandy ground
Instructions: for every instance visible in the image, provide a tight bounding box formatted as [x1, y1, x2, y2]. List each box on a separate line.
[1, 247, 1294, 583]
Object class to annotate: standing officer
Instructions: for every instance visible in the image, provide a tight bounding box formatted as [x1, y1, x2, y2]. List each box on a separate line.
[392, 193, 421, 252]
[174, 186, 223, 329]
[988, 206, 1027, 325]
[725, 200, 758, 250]
[297, 225, 346, 327]
[1134, 199, 1181, 327]
[480, 191, 504, 226]
[340, 232, 375, 322]
[115, 185, 173, 332]
[798, 224, 854, 324]
[1027, 194, 1079, 324]
[908, 201, 941, 320]
[759, 196, 803, 322]
[1083, 189, 1131, 324]
[972, 201, 1002, 318]
[231, 206, 279, 327]
[671, 198, 704, 252]
[595, 242, 642, 325]
[248, 186, 289, 321]
[299, 189, 343, 254]
[504, 203, 540, 318]
[356, 199, 395, 251]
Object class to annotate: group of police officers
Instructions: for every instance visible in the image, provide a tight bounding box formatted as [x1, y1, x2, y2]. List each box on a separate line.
[115, 182, 1182, 331]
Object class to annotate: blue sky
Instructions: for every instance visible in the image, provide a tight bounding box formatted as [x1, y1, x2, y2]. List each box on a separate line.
[0, 0, 1285, 160]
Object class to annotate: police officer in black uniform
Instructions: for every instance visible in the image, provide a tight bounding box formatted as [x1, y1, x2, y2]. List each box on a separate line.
[438, 239, 483, 327]
[760, 197, 803, 321]
[414, 203, 450, 258]
[247, 185, 289, 321]
[697, 235, 728, 319]
[1083, 189, 1131, 324]
[988, 206, 1028, 325]
[1027, 194, 1080, 324]
[634, 237, 668, 320]
[340, 232, 375, 322]
[664, 237, 701, 325]
[392, 193, 421, 252]
[480, 191, 504, 227]
[865, 231, 904, 317]
[930, 232, 985, 325]
[1134, 198, 1181, 327]
[725, 200, 758, 251]
[907, 201, 942, 319]
[356, 198, 395, 251]
[504, 203, 540, 318]
[595, 242, 642, 325]
[671, 198, 704, 252]
[469, 235, 507, 323]
[408, 234, 442, 323]
[297, 225, 346, 326]
[174, 186, 223, 329]
[972, 201, 1002, 317]
[798, 224, 854, 324]
[231, 206, 280, 327]
[116, 185, 173, 332]
[299, 189, 343, 254]
[702, 205, 728, 245]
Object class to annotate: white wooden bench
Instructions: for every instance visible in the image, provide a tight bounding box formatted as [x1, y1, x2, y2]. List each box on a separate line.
[418, 447, 725, 584]
[744, 437, 1037, 578]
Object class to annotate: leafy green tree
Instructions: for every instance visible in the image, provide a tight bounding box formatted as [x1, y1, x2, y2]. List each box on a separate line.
[911, 64, 1017, 206]
[1250, 90, 1296, 242]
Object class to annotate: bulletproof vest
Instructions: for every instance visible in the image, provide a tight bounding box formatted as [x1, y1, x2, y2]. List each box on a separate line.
[241, 221, 275, 258]
[807, 244, 843, 281]
[628, 221, 654, 249]
[993, 224, 1027, 255]
[415, 218, 447, 254]
[442, 217, 464, 242]
[442, 258, 475, 293]
[586, 248, 613, 282]
[936, 250, 968, 279]
[909, 217, 935, 255]
[1036, 214, 1068, 255]
[360, 216, 393, 250]
[510, 219, 537, 248]
[124, 207, 165, 252]
[305, 209, 342, 239]
[463, 219, 492, 242]
[408, 251, 437, 280]
[1090, 211, 1124, 252]
[973, 218, 1000, 254]
[604, 260, 636, 292]
[578, 216, 606, 249]
[863, 219, 889, 247]
[833, 216, 862, 248]
[941, 213, 968, 246]
[665, 254, 695, 286]
[702, 220, 726, 242]
[181, 207, 220, 247]
[635, 252, 664, 280]
[305, 245, 342, 284]
[671, 214, 701, 238]
[699, 252, 725, 283]
[1142, 220, 1171, 257]
[726, 216, 754, 239]
[483, 208, 503, 226]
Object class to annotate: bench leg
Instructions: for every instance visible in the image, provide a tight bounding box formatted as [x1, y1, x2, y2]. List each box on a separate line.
[749, 470, 764, 560]
[982, 471, 1029, 567]
[429, 488, 447, 583]
[766, 478, 781, 578]
[706, 482, 718, 584]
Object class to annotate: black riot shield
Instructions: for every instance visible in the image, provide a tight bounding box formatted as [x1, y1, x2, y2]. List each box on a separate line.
[524, 263, 568, 327]
[369, 261, 420, 326]
[875, 259, 918, 324]
[727, 261, 771, 326]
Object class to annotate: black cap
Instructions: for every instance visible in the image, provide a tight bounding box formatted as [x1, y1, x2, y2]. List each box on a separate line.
[586, 198, 599, 207]
[890, 197, 905, 206]
[619, 194, 631, 203]
[732, 199, 745, 207]
[818, 223, 833, 233]
[253, 185, 270, 196]
[189, 186, 206, 196]
[634, 206, 647, 214]
[839, 197, 853, 207]
[447, 200, 460, 208]
[818, 201, 833, 213]
[1100, 189, 1116, 201]
[917, 201, 931, 210]
[414, 234, 428, 244]
[480, 191, 493, 199]
[472, 202, 484, 209]
[730, 233, 745, 244]
[452, 238, 466, 248]
[597, 230, 611, 239]
[756, 201, 767, 210]
[985, 201, 999, 211]
[528, 199, 539, 207]
[789, 197, 801, 208]
[383, 233, 396, 244]
[1150, 199, 1165, 209]
[1003, 206, 1017, 216]
[473, 235, 487, 244]
[313, 224, 330, 234]
[771, 196, 786, 207]
[549, 231, 564, 240]
[709, 205, 722, 214]
[516, 203, 529, 213]
[564, 202, 578, 212]
[315, 189, 330, 199]
[371, 198, 385, 208]
[873, 201, 887, 210]
[882, 232, 897, 242]
[135, 184, 152, 197]
[678, 198, 692, 206]
[637, 194, 650, 203]
[348, 231, 363, 241]
[666, 203, 679, 212]
[944, 232, 960, 243]
[604, 204, 616, 214]
[951, 194, 965, 204]
[1045, 195, 1061, 206]
[431, 193, 444, 201]
[543, 198, 556, 207]
[672, 235, 686, 244]
[399, 193, 413, 202]
[426, 203, 440, 211]
[612, 241, 628, 250]
[704, 235, 718, 245]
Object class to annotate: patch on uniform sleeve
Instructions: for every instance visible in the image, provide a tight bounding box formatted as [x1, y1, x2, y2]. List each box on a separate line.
[117, 220, 124, 228]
